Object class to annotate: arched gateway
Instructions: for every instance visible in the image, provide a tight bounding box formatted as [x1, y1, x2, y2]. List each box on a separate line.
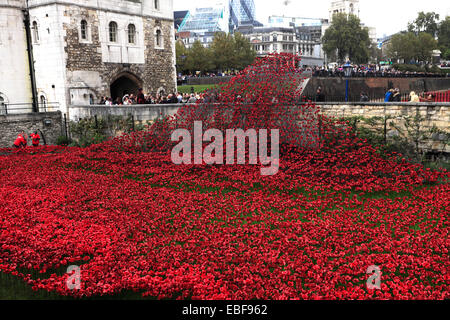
[110, 72, 143, 101]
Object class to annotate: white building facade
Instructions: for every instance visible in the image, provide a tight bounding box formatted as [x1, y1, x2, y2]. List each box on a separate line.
[0, 0, 176, 115]
[329, 0, 360, 20]
[329, 0, 377, 44]
[238, 26, 325, 67]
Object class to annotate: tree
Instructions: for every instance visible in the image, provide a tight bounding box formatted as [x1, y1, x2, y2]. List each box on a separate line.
[322, 13, 371, 64]
[386, 32, 438, 64]
[369, 42, 383, 64]
[387, 32, 419, 63]
[408, 12, 440, 37]
[233, 32, 256, 70]
[416, 32, 439, 62]
[210, 32, 236, 71]
[438, 16, 450, 59]
[175, 40, 188, 73]
[184, 40, 215, 74]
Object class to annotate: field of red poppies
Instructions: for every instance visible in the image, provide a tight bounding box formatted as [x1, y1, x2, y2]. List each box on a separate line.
[0, 141, 448, 300]
[0, 54, 449, 300]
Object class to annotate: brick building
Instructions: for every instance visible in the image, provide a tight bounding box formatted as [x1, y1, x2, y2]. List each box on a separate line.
[0, 0, 176, 115]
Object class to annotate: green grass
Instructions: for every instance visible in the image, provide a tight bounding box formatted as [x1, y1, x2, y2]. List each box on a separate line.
[177, 84, 220, 94]
[423, 161, 450, 171]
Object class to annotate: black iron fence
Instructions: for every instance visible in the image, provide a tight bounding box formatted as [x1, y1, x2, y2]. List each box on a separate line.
[301, 93, 413, 103]
[312, 71, 449, 78]
[0, 102, 60, 115]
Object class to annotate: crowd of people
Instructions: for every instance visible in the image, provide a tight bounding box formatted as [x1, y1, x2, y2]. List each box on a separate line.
[98, 88, 219, 106]
[309, 85, 439, 103]
[177, 72, 239, 86]
[311, 65, 449, 78]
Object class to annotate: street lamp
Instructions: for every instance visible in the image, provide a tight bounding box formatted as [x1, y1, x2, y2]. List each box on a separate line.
[343, 62, 352, 102]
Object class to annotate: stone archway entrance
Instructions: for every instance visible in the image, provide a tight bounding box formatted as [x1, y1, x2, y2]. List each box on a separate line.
[110, 72, 142, 101]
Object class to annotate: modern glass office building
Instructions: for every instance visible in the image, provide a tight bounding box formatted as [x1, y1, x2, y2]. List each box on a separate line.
[229, 0, 256, 31]
[178, 6, 229, 33]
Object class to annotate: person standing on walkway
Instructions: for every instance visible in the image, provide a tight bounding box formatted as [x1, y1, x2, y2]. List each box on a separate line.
[391, 88, 401, 102]
[137, 88, 146, 104]
[384, 89, 394, 102]
[409, 91, 420, 102]
[315, 87, 325, 102]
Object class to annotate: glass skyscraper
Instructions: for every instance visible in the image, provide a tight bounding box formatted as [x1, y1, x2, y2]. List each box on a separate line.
[179, 7, 228, 33]
[229, 0, 256, 31]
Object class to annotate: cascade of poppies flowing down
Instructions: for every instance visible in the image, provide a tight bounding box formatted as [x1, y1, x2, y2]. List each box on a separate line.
[0, 53, 449, 300]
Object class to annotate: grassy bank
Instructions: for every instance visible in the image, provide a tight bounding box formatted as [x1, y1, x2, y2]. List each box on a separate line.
[177, 84, 220, 94]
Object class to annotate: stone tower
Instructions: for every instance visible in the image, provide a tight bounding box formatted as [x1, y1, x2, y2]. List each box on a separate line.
[0, 0, 176, 115]
[329, 0, 360, 21]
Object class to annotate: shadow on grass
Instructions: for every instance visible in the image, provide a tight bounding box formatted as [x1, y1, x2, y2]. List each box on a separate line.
[0, 273, 155, 300]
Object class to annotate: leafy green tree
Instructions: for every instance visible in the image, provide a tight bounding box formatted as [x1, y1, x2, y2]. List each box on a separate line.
[233, 32, 256, 70]
[184, 40, 215, 74]
[416, 32, 439, 62]
[438, 16, 450, 59]
[175, 40, 188, 73]
[408, 12, 440, 37]
[369, 42, 383, 63]
[210, 32, 236, 71]
[387, 33, 416, 63]
[322, 13, 371, 64]
[387, 32, 438, 63]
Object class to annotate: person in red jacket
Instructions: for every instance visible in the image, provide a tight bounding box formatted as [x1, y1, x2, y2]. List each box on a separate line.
[30, 131, 41, 147]
[137, 88, 146, 104]
[13, 131, 27, 148]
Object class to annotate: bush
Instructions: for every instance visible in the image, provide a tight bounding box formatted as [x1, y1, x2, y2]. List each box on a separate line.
[69, 115, 135, 148]
[393, 63, 450, 74]
[56, 135, 72, 146]
[392, 64, 423, 72]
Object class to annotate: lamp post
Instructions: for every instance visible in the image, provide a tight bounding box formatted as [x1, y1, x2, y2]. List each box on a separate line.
[343, 62, 352, 102]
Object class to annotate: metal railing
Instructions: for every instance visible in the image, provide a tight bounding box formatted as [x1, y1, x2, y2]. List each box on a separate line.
[301, 93, 413, 103]
[312, 71, 449, 78]
[0, 102, 60, 115]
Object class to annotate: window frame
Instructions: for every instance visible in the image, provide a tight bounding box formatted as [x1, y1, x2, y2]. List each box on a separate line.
[128, 23, 136, 44]
[80, 19, 88, 41]
[109, 21, 118, 43]
[0, 94, 6, 114]
[32, 21, 40, 43]
[155, 28, 163, 49]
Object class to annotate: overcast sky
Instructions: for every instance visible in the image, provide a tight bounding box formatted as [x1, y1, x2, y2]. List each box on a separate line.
[173, 0, 449, 38]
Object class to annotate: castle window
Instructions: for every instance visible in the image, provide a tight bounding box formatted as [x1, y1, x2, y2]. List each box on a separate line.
[154, 0, 159, 10]
[109, 21, 118, 42]
[32, 21, 39, 43]
[40, 95, 47, 110]
[80, 20, 88, 40]
[128, 24, 136, 44]
[0, 95, 5, 114]
[155, 29, 163, 48]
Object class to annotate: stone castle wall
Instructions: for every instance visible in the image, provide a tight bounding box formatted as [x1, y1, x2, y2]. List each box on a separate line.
[1, 0, 176, 114]
[63, 4, 176, 103]
[0, 112, 63, 148]
[319, 102, 450, 153]
[68, 102, 450, 153]
[303, 77, 450, 101]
